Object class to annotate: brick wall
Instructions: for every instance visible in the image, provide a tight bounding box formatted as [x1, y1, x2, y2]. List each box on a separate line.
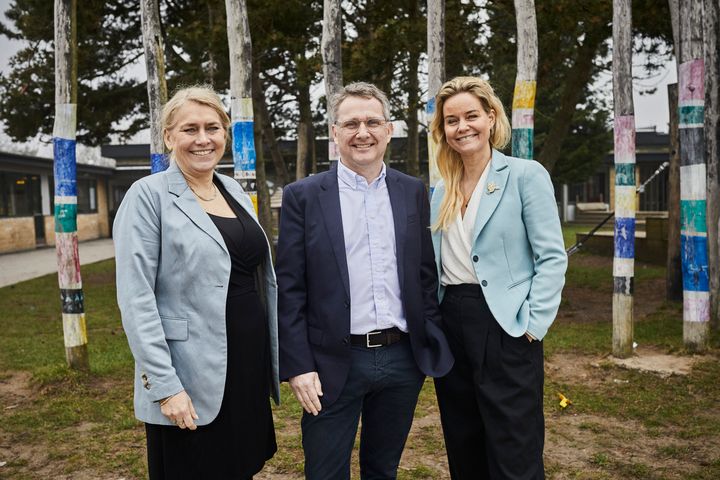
[0, 217, 36, 253]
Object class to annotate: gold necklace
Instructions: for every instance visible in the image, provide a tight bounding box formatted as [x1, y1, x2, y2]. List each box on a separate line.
[189, 182, 217, 202]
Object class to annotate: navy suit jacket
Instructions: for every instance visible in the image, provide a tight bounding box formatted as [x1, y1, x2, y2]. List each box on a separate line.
[276, 164, 454, 406]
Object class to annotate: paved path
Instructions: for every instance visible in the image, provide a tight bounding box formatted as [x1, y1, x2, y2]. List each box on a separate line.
[0, 238, 115, 288]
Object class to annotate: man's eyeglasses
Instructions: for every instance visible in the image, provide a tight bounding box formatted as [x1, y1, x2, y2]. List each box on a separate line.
[336, 118, 388, 132]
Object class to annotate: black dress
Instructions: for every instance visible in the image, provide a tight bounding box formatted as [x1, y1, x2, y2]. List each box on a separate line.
[145, 183, 276, 480]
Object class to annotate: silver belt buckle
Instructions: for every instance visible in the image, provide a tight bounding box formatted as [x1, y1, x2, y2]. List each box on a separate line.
[366, 330, 382, 348]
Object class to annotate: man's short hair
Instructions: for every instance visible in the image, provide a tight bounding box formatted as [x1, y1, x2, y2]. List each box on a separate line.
[330, 82, 391, 121]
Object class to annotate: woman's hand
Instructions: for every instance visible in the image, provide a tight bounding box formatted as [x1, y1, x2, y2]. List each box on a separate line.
[160, 390, 199, 430]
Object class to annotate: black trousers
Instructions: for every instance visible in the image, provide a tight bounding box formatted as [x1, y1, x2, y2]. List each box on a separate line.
[434, 284, 545, 480]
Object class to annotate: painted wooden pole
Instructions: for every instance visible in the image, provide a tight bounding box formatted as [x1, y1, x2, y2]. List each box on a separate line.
[679, 0, 709, 351]
[427, 0, 445, 192]
[611, 0, 635, 358]
[225, 0, 257, 212]
[53, 0, 89, 370]
[703, 0, 720, 329]
[667, 83, 683, 301]
[140, 0, 168, 173]
[322, 0, 343, 165]
[511, 0, 537, 160]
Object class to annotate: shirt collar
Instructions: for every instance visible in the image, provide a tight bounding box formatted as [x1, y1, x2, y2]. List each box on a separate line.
[337, 159, 387, 190]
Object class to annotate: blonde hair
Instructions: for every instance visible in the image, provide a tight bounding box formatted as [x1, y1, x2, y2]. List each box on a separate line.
[162, 85, 231, 158]
[430, 76, 511, 231]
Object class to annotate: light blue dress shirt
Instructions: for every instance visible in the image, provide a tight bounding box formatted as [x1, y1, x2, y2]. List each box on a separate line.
[337, 160, 407, 335]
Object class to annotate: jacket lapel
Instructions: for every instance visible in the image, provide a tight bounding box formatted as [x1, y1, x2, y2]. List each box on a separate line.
[166, 162, 228, 254]
[318, 167, 351, 299]
[385, 169, 406, 291]
[472, 150, 510, 242]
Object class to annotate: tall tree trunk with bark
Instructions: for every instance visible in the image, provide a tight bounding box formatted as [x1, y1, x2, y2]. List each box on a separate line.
[703, 0, 720, 330]
[295, 55, 315, 180]
[141, 0, 168, 173]
[679, 0, 709, 351]
[53, 0, 89, 370]
[511, 0, 538, 160]
[406, 46, 420, 177]
[251, 65, 275, 239]
[426, 0, 445, 191]
[667, 83, 683, 301]
[255, 76, 290, 187]
[611, 0, 636, 358]
[322, 0, 343, 166]
[225, 0, 258, 212]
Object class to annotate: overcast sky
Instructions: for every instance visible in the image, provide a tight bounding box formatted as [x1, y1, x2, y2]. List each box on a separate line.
[1, 0, 674, 146]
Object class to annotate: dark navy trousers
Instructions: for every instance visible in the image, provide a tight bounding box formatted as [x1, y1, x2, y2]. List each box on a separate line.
[301, 338, 425, 480]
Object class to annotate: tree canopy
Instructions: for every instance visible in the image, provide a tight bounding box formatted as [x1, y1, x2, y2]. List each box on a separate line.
[0, 0, 673, 183]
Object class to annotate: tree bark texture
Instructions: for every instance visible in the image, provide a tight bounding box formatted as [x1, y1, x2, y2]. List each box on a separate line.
[667, 83, 683, 301]
[704, 0, 720, 329]
[254, 71, 289, 187]
[226, 0, 257, 210]
[252, 78, 274, 247]
[427, 0, 445, 190]
[611, 0, 635, 359]
[322, 0, 343, 164]
[53, 0, 89, 371]
[141, 0, 169, 173]
[295, 57, 315, 180]
[511, 0, 538, 160]
[406, 47, 420, 178]
[679, 0, 709, 351]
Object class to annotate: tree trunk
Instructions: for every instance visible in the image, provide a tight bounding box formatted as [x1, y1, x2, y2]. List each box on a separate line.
[511, 0, 538, 160]
[611, 0, 635, 359]
[53, 0, 89, 371]
[254, 72, 290, 187]
[225, 0, 257, 210]
[252, 86, 274, 246]
[426, 0, 445, 191]
[704, 0, 720, 330]
[406, 47, 420, 177]
[667, 83, 683, 301]
[679, 0, 709, 351]
[536, 31, 605, 173]
[140, 0, 168, 173]
[296, 61, 314, 180]
[322, 0, 343, 166]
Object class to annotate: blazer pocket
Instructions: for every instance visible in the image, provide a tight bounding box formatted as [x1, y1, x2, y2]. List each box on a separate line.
[507, 276, 532, 289]
[160, 316, 189, 341]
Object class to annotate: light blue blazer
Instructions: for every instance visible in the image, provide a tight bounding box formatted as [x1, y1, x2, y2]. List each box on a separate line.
[430, 149, 567, 340]
[114, 162, 280, 426]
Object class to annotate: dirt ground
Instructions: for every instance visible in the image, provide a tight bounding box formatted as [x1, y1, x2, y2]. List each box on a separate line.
[0, 255, 716, 479]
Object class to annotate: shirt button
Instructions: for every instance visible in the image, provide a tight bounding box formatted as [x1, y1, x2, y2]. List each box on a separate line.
[481, 280, 488, 287]
[473, 255, 479, 262]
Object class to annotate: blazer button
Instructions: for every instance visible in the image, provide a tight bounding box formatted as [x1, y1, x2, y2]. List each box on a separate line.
[481, 280, 488, 287]
[344, 301, 350, 309]
[473, 255, 479, 262]
[343, 336, 350, 346]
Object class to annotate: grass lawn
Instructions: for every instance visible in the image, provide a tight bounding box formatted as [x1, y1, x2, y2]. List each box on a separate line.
[1, 242, 719, 478]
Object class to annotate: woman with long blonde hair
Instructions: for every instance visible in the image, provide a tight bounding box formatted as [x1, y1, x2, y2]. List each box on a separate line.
[429, 76, 567, 479]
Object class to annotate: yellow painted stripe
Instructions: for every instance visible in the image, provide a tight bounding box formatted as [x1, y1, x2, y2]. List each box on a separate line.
[62, 313, 88, 347]
[512, 80, 536, 109]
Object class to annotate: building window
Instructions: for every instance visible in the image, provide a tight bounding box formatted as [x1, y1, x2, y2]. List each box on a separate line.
[0, 173, 42, 217]
[77, 179, 98, 213]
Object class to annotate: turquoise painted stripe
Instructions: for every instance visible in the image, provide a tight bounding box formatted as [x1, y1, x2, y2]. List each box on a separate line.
[614, 163, 635, 186]
[55, 203, 77, 233]
[679, 105, 704, 126]
[680, 199, 707, 233]
[511, 128, 533, 159]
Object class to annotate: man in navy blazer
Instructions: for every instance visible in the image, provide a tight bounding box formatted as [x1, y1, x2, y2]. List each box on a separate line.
[276, 82, 453, 480]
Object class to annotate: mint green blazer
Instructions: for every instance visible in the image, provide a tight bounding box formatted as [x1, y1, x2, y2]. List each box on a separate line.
[430, 149, 567, 340]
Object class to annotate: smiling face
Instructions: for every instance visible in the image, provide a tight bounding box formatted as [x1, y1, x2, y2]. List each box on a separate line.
[163, 101, 227, 178]
[442, 91, 496, 162]
[332, 95, 393, 177]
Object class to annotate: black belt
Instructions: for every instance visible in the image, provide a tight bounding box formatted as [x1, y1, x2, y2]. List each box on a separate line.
[350, 327, 406, 348]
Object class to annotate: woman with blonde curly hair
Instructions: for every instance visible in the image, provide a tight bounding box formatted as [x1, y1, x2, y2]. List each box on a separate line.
[429, 76, 567, 479]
